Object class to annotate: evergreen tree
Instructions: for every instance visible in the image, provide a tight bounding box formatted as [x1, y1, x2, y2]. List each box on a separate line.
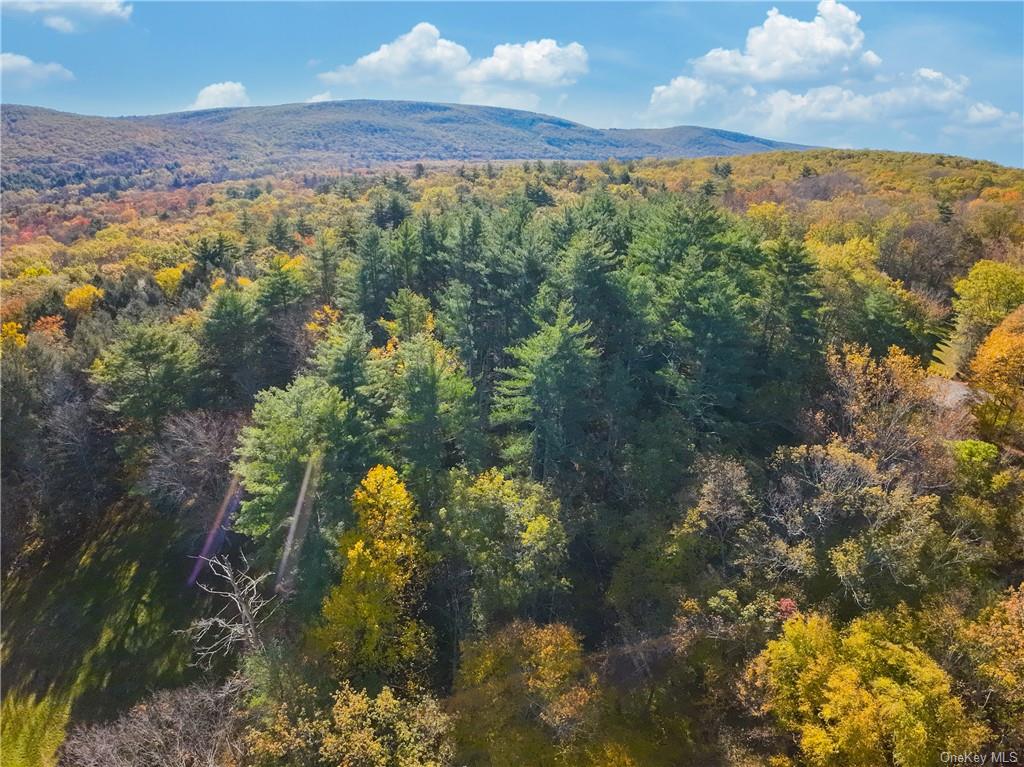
[417, 212, 450, 296]
[389, 219, 421, 291]
[307, 231, 343, 306]
[356, 226, 396, 323]
[542, 231, 631, 353]
[234, 376, 378, 562]
[90, 323, 201, 438]
[202, 286, 258, 403]
[189, 233, 238, 275]
[267, 215, 295, 252]
[312, 316, 372, 402]
[749, 237, 823, 434]
[382, 332, 479, 508]
[252, 257, 311, 387]
[294, 212, 314, 238]
[492, 302, 599, 482]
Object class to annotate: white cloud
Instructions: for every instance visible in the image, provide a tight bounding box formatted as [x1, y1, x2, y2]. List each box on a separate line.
[5, 0, 131, 20]
[188, 81, 250, 110]
[693, 0, 878, 83]
[0, 52, 74, 84]
[860, 50, 882, 68]
[317, 22, 588, 110]
[642, 0, 1018, 153]
[458, 39, 587, 87]
[649, 75, 717, 116]
[871, 69, 969, 116]
[966, 101, 1007, 125]
[914, 67, 944, 83]
[319, 22, 470, 85]
[734, 68, 972, 135]
[748, 86, 870, 133]
[43, 14, 75, 32]
[948, 102, 1023, 139]
[307, 90, 333, 103]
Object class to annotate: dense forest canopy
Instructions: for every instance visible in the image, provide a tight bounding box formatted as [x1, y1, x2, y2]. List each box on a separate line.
[2, 148, 1023, 767]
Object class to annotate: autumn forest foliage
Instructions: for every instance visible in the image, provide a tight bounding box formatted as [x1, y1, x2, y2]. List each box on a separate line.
[2, 149, 1023, 766]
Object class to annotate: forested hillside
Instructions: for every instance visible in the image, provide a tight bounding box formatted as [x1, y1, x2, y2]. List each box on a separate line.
[2, 149, 1023, 767]
[0, 101, 801, 193]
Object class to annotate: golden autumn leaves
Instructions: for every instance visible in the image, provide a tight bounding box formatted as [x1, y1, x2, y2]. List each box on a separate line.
[312, 465, 431, 684]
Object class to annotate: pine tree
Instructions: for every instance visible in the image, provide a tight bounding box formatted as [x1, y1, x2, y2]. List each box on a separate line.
[312, 316, 372, 402]
[749, 237, 823, 434]
[492, 302, 599, 482]
[90, 323, 200, 438]
[267, 215, 294, 252]
[387, 333, 478, 507]
[389, 219, 421, 291]
[308, 231, 343, 306]
[356, 226, 396, 323]
[202, 286, 258, 403]
[417, 212, 449, 296]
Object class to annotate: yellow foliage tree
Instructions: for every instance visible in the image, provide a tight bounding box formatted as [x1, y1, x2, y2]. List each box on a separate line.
[751, 612, 988, 767]
[959, 586, 1024, 743]
[0, 322, 27, 351]
[63, 284, 104, 314]
[454, 620, 598, 764]
[153, 262, 191, 297]
[808, 240, 939, 357]
[954, 260, 1024, 330]
[312, 465, 431, 685]
[971, 305, 1024, 445]
[746, 201, 794, 240]
[244, 681, 453, 767]
[824, 343, 948, 478]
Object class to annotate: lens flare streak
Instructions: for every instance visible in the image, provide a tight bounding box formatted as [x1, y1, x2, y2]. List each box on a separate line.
[275, 452, 322, 596]
[187, 475, 242, 587]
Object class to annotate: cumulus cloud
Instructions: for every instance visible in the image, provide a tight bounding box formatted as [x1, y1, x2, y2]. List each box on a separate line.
[730, 68, 972, 134]
[319, 22, 470, 85]
[874, 69, 969, 115]
[644, 0, 1017, 152]
[860, 50, 882, 68]
[966, 101, 1008, 125]
[744, 86, 870, 135]
[720, 68, 1012, 145]
[693, 0, 879, 83]
[188, 81, 250, 110]
[458, 39, 587, 87]
[649, 76, 719, 117]
[317, 22, 588, 110]
[948, 101, 1023, 139]
[42, 14, 75, 32]
[646, 0, 887, 123]
[307, 90, 333, 103]
[0, 51, 74, 84]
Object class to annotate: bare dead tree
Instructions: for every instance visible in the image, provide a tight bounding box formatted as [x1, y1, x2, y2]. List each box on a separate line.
[691, 456, 755, 556]
[59, 679, 246, 767]
[272, 301, 317, 370]
[184, 554, 276, 669]
[142, 410, 244, 523]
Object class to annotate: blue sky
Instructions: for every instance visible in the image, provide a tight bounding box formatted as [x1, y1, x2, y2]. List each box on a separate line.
[2, 1, 1022, 165]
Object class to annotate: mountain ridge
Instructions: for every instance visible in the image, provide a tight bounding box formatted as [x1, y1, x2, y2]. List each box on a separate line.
[1, 99, 809, 191]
